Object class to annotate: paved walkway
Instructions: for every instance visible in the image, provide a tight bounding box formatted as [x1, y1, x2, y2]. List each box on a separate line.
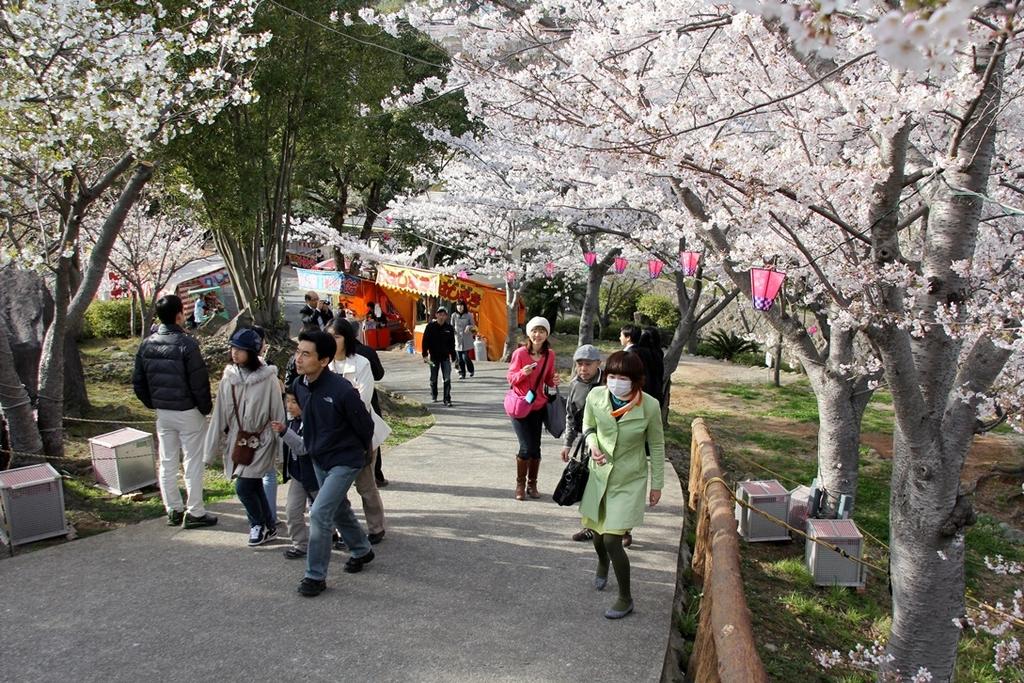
[0, 353, 684, 682]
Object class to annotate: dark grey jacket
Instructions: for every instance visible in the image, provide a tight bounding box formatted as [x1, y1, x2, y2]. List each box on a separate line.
[564, 368, 602, 449]
[132, 324, 212, 414]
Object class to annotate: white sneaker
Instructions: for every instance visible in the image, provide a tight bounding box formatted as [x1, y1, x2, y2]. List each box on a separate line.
[248, 525, 268, 547]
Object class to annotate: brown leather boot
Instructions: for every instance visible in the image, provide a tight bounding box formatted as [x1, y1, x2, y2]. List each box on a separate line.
[526, 458, 541, 499]
[515, 458, 528, 500]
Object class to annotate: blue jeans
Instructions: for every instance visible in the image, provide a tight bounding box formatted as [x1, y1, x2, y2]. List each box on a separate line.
[429, 359, 452, 402]
[306, 462, 371, 581]
[262, 471, 278, 527]
[235, 477, 273, 528]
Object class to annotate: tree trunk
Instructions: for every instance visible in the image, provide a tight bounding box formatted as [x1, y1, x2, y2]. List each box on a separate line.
[0, 323, 43, 457]
[62, 337, 89, 417]
[878, 41, 1005, 680]
[502, 283, 521, 362]
[578, 247, 619, 346]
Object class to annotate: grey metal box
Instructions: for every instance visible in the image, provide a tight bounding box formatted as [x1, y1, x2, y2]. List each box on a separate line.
[0, 463, 70, 546]
[735, 479, 791, 542]
[89, 427, 158, 495]
[805, 518, 866, 587]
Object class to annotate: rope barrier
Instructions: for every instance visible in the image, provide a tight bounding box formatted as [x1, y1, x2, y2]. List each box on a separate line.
[62, 416, 155, 425]
[1, 445, 157, 462]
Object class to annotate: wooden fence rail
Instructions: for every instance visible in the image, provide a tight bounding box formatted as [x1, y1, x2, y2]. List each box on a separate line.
[686, 418, 768, 683]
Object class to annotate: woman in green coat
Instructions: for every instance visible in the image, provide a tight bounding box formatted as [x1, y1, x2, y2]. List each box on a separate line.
[580, 350, 665, 619]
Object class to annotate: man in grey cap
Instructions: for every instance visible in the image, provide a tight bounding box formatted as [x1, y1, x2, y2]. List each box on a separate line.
[560, 344, 603, 542]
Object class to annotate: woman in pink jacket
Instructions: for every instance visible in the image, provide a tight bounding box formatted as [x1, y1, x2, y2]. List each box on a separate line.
[506, 316, 559, 500]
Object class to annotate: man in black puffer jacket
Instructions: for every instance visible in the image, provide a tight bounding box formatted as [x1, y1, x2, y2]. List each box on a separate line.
[132, 295, 218, 530]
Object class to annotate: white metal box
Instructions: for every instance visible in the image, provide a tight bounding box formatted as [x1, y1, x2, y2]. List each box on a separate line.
[89, 427, 158, 495]
[805, 518, 866, 588]
[0, 463, 70, 546]
[735, 479, 791, 542]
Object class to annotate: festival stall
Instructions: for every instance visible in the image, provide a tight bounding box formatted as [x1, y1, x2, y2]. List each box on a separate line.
[293, 267, 409, 350]
[374, 263, 522, 362]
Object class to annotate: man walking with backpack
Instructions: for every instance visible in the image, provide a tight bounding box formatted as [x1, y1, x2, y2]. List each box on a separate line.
[132, 295, 218, 529]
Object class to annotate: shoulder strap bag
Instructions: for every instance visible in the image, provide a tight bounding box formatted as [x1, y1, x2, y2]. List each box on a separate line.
[503, 351, 550, 419]
[552, 428, 595, 506]
[230, 384, 269, 467]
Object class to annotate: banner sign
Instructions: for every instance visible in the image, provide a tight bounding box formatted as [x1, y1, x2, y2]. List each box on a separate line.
[295, 268, 360, 295]
[376, 263, 440, 296]
[439, 276, 486, 310]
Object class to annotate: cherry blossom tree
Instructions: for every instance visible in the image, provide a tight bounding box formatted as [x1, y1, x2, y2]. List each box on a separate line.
[83, 179, 211, 335]
[0, 0, 265, 455]
[377, 0, 1023, 676]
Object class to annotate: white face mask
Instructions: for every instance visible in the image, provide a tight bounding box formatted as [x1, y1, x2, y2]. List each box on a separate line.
[606, 378, 632, 399]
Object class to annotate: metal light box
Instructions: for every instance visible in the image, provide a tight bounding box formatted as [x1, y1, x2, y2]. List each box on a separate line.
[0, 463, 70, 546]
[88, 427, 158, 495]
[805, 518, 866, 588]
[735, 479, 791, 542]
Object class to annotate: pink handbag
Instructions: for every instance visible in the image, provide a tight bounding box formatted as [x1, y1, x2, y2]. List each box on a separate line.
[503, 352, 548, 419]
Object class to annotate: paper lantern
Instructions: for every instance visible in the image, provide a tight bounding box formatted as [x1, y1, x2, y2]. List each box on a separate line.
[679, 251, 701, 276]
[750, 267, 786, 310]
[647, 259, 664, 279]
[583, 252, 597, 268]
[544, 261, 555, 278]
[613, 257, 628, 274]
[457, 270, 469, 279]
[505, 269, 517, 283]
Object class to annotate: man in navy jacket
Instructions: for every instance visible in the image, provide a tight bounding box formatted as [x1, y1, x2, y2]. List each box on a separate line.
[292, 330, 375, 597]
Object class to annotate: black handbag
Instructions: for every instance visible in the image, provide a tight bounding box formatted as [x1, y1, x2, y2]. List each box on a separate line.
[544, 388, 567, 438]
[552, 429, 594, 507]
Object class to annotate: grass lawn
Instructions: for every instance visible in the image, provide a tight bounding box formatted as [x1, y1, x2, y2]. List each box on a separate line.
[6, 337, 434, 551]
[665, 377, 1024, 682]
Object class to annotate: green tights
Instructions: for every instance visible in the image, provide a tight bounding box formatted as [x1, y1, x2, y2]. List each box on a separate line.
[593, 532, 631, 610]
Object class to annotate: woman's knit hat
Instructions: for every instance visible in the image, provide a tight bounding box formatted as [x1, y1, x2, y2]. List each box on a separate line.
[526, 316, 550, 334]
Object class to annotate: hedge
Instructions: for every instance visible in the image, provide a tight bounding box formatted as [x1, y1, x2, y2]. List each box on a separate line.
[82, 299, 135, 339]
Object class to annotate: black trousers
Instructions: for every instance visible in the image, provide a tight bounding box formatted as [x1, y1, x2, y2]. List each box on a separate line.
[511, 409, 545, 460]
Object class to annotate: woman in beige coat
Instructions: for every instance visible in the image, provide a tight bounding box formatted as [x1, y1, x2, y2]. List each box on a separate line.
[203, 329, 285, 547]
[580, 351, 664, 619]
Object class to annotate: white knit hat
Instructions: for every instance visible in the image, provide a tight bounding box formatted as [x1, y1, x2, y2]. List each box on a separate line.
[526, 316, 550, 334]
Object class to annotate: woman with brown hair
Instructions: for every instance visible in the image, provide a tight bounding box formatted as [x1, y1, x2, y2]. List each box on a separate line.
[580, 350, 665, 619]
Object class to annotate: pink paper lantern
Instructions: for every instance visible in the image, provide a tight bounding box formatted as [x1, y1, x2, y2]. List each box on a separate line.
[544, 261, 556, 278]
[505, 269, 517, 283]
[613, 257, 628, 274]
[384, 215, 394, 225]
[583, 251, 597, 268]
[750, 267, 786, 311]
[457, 270, 469, 279]
[647, 259, 664, 279]
[678, 251, 701, 276]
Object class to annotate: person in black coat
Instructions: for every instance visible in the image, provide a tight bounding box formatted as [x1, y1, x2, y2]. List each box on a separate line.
[620, 324, 662, 405]
[638, 326, 665, 406]
[299, 291, 334, 330]
[132, 295, 217, 529]
[421, 308, 457, 406]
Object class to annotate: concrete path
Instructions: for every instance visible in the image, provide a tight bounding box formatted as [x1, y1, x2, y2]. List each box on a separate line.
[0, 354, 684, 682]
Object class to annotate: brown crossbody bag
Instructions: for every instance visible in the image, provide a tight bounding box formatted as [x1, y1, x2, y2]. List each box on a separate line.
[230, 385, 269, 467]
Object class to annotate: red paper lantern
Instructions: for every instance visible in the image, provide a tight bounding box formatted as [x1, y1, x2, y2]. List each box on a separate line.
[678, 251, 701, 276]
[750, 267, 786, 310]
[647, 259, 664, 279]
[544, 261, 555, 278]
[613, 257, 628, 274]
[583, 251, 597, 268]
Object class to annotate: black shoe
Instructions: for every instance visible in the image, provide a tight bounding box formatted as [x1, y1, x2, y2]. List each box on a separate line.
[297, 577, 327, 597]
[333, 538, 347, 551]
[572, 528, 594, 542]
[443, 399, 452, 407]
[432, 397, 438, 403]
[183, 512, 218, 529]
[284, 546, 307, 559]
[368, 530, 386, 545]
[375, 477, 389, 488]
[344, 550, 375, 573]
[248, 525, 270, 547]
[167, 509, 184, 526]
[266, 525, 278, 541]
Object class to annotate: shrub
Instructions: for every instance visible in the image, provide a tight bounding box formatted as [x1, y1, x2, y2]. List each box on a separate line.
[598, 319, 632, 342]
[636, 293, 680, 329]
[554, 315, 581, 335]
[82, 299, 135, 339]
[704, 329, 760, 361]
[598, 284, 642, 321]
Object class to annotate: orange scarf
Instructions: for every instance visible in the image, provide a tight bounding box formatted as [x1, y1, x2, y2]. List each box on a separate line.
[610, 389, 642, 419]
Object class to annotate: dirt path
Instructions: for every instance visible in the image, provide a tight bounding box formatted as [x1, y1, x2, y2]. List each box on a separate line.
[671, 353, 801, 386]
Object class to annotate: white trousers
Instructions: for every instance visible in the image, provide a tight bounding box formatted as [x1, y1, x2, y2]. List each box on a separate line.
[155, 408, 208, 516]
